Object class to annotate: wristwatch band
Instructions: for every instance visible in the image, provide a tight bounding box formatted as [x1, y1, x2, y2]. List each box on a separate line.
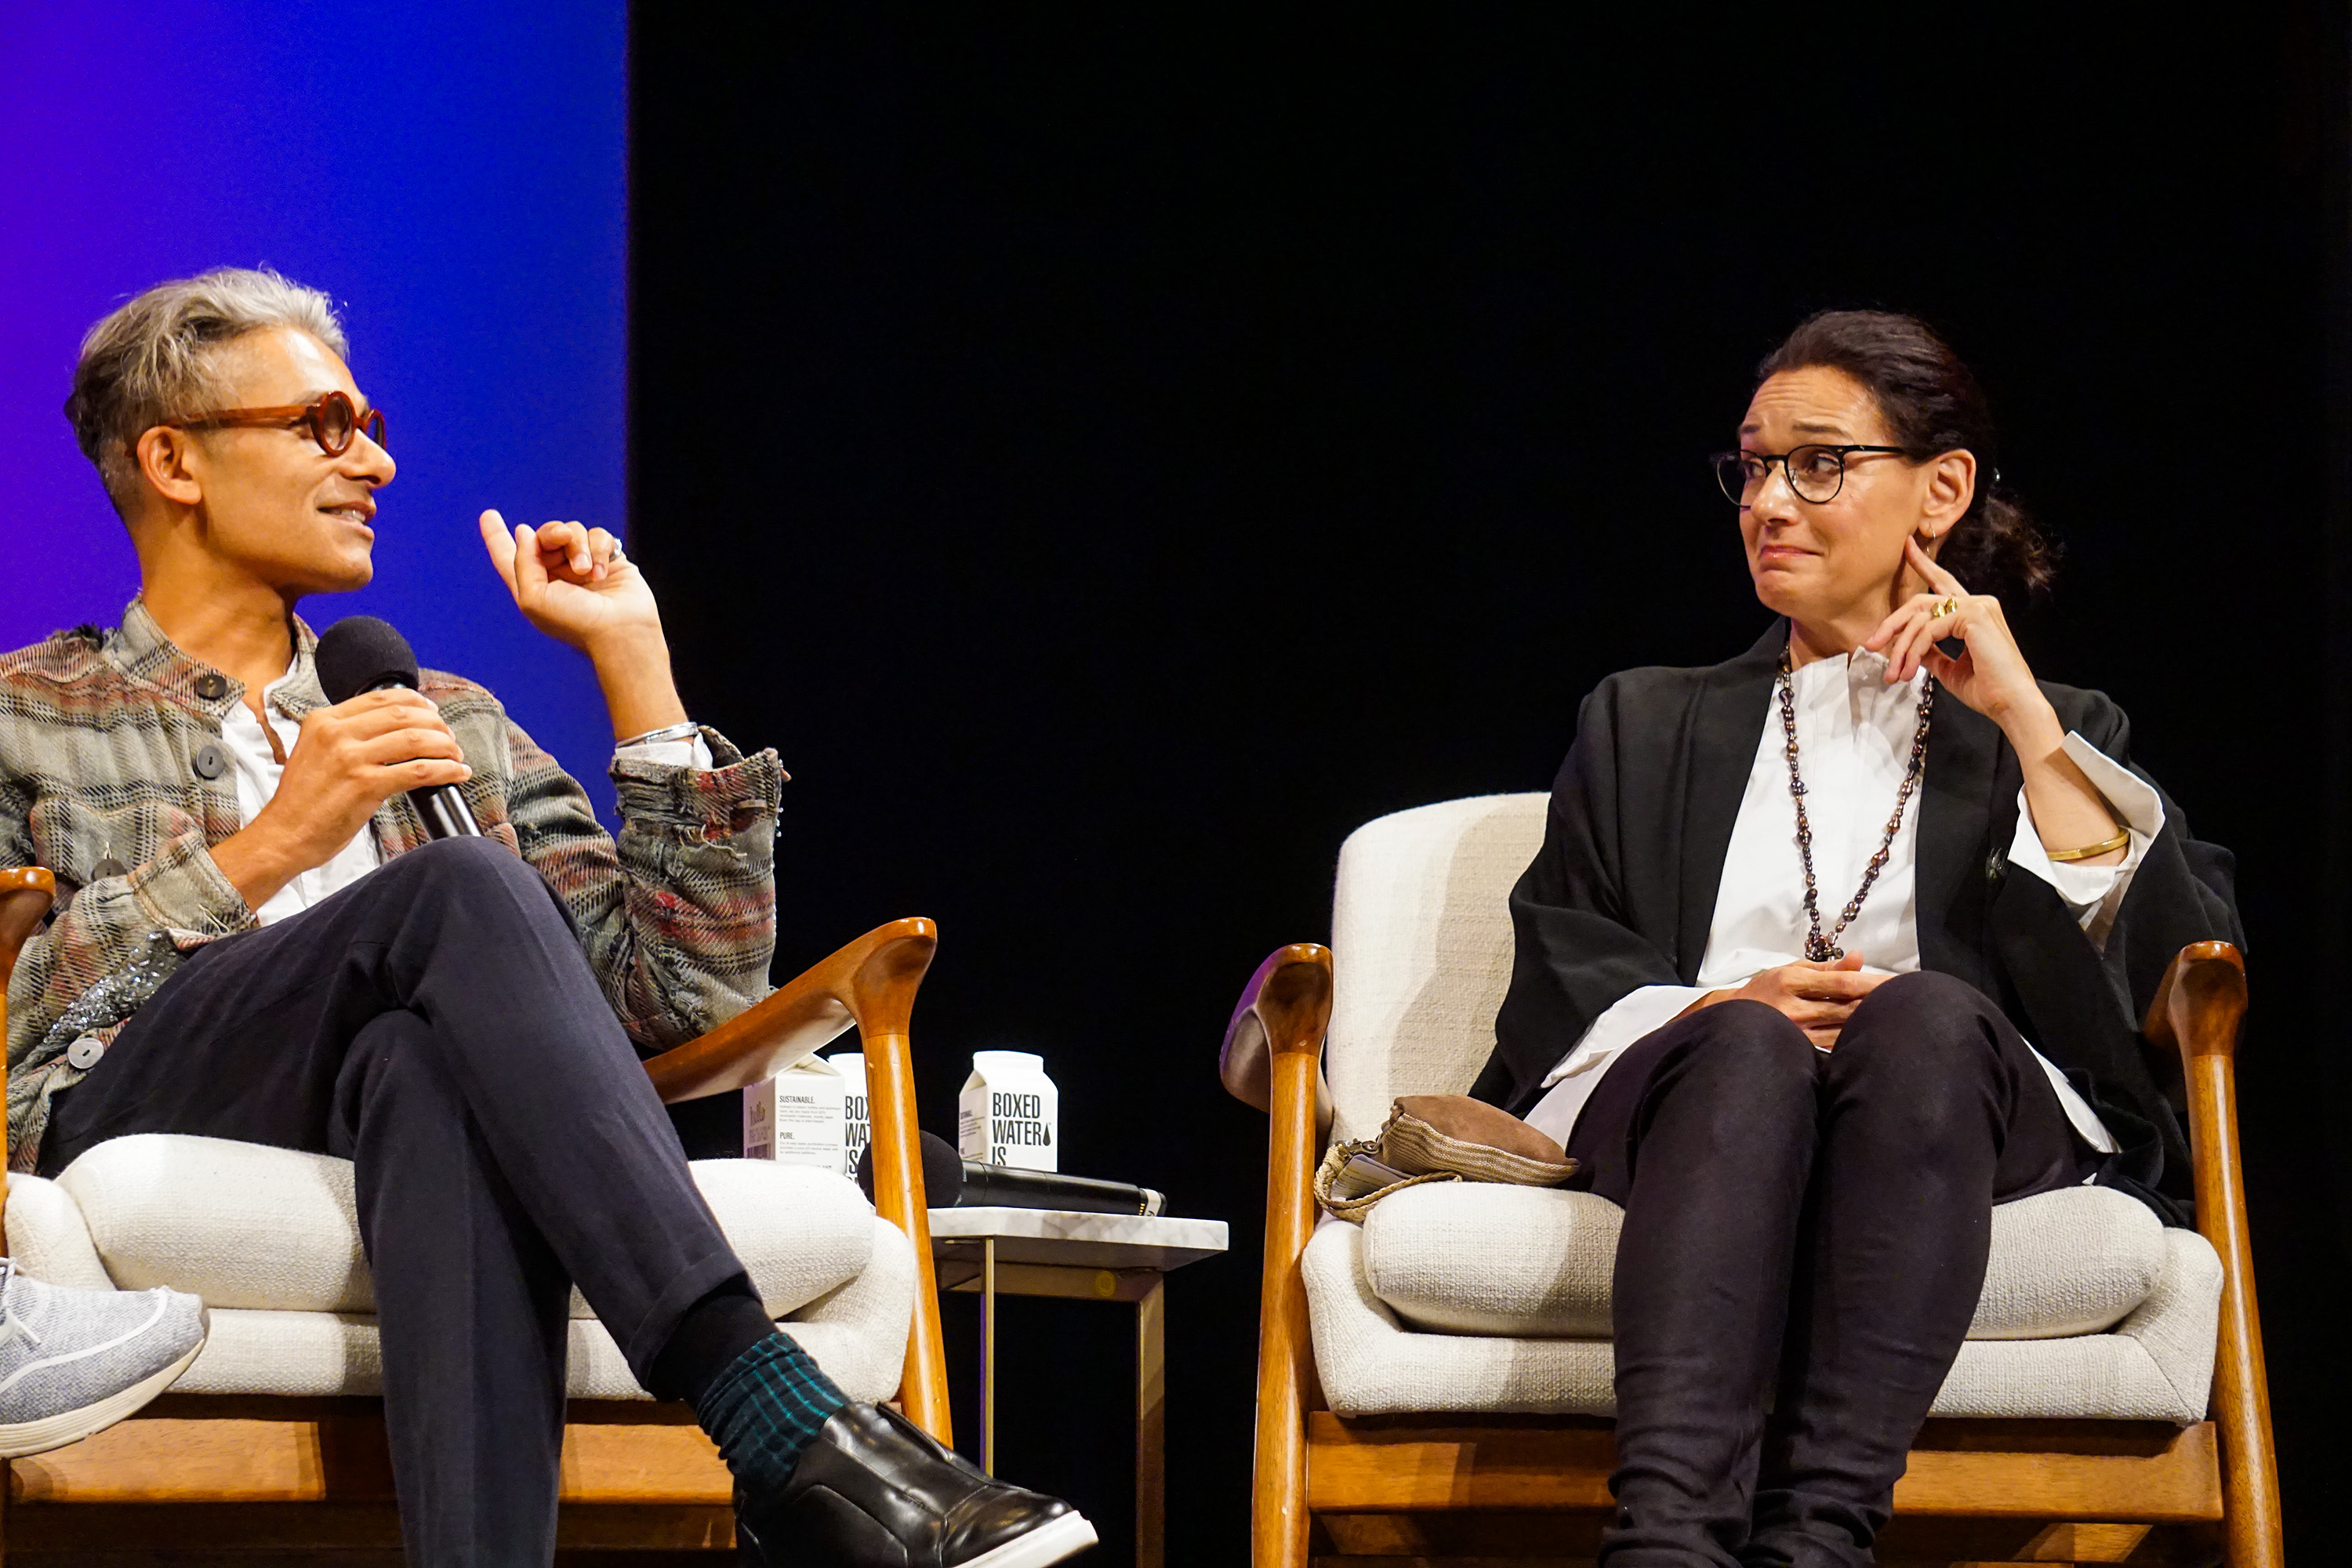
[619, 720, 700, 749]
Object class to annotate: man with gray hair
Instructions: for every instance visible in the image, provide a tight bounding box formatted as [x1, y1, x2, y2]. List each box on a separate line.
[1, 268, 1094, 1566]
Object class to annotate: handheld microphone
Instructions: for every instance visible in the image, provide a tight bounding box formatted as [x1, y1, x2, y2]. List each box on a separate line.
[315, 615, 483, 840]
[856, 1131, 967, 1208]
[857, 1131, 1167, 1218]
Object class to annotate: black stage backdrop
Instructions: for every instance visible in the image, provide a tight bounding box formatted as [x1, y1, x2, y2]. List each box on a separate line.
[633, 12, 2350, 1559]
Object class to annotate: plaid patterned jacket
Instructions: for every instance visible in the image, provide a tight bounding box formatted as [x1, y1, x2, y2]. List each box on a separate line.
[2, 601, 784, 1169]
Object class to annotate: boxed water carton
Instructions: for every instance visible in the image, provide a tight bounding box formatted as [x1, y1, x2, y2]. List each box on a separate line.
[742, 1057, 849, 1174]
[958, 1051, 1058, 1171]
[824, 1049, 871, 1178]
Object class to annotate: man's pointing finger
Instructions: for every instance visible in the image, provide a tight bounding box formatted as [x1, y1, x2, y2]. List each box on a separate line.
[478, 510, 519, 592]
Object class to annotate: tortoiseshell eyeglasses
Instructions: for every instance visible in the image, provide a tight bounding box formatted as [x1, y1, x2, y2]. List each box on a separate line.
[155, 390, 387, 457]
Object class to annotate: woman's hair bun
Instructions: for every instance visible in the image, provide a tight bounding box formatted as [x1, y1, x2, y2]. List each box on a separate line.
[1759, 310, 2057, 600]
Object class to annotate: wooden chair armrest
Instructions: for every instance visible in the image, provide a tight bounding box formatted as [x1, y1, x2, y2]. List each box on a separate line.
[0, 868, 56, 1201]
[2140, 939, 2279, 1564]
[2140, 938, 2248, 1076]
[1236, 938, 1330, 1263]
[0, 867, 56, 1002]
[1219, 942, 1334, 1135]
[1229, 942, 1333, 1310]
[2137, 941, 2256, 1313]
[641, 916, 953, 1446]
[642, 916, 936, 1105]
[1238, 942, 1331, 1565]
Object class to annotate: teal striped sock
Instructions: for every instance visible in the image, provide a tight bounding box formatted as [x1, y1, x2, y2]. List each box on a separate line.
[694, 1332, 851, 1494]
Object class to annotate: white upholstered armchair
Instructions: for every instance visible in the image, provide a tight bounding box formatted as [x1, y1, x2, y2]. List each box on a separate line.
[1225, 795, 2281, 1568]
[0, 869, 951, 1562]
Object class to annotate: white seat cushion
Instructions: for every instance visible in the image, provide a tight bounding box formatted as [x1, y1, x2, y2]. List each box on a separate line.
[7, 1162, 919, 1406]
[1361, 1183, 1621, 1338]
[1308, 1214, 2223, 1423]
[1359, 1180, 2167, 1341]
[154, 1216, 916, 1403]
[1968, 1185, 2171, 1339]
[52, 1134, 875, 1319]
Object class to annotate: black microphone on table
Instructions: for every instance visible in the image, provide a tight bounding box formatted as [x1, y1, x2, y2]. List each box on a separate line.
[315, 616, 483, 840]
[858, 1131, 1167, 1218]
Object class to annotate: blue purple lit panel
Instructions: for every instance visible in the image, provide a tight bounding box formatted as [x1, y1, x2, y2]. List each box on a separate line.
[0, 1, 627, 815]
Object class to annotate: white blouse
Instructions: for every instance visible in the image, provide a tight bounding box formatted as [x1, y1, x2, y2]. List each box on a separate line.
[1523, 648, 2165, 1155]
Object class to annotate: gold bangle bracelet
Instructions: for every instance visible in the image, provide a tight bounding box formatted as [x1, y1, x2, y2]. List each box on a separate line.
[2046, 829, 2131, 863]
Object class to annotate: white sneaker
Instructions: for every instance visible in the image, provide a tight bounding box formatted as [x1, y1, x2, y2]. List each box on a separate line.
[0, 1258, 208, 1457]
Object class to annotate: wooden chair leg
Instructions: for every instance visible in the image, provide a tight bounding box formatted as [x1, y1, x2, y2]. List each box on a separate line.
[1251, 1397, 1309, 1568]
[2211, 1145, 2285, 1568]
[864, 1021, 951, 1445]
[2213, 1229, 2283, 1568]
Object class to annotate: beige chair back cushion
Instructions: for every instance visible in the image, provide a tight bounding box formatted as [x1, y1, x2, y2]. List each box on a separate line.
[1327, 793, 1548, 1142]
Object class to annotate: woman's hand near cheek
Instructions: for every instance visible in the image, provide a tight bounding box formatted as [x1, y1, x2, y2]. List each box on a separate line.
[1863, 539, 2049, 731]
[1865, 539, 2129, 864]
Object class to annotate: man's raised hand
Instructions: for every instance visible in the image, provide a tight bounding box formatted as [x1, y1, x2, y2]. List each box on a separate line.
[476, 508, 690, 742]
[477, 508, 663, 655]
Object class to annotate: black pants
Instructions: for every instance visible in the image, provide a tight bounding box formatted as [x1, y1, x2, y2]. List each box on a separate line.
[1560, 972, 2090, 1568]
[41, 837, 758, 1566]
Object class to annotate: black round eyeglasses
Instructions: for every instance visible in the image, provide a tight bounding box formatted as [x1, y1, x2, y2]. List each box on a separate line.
[1710, 444, 1909, 506]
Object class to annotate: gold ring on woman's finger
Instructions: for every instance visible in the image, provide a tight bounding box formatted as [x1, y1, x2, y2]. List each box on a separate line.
[1927, 596, 1959, 620]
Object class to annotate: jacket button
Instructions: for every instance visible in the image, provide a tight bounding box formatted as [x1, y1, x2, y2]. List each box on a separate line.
[89, 858, 128, 881]
[194, 743, 227, 781]
[65, 1034, 104, 1070]
[194, 673, 228, 701]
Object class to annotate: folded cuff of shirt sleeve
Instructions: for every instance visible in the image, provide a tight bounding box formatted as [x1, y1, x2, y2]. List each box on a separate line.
[615, 734, 715, 771]
[127, 829, 257, 944]
[610, 728, 786, 829]
[1539, 983, 1711, 1089]
[2007, 731, 2168, 916]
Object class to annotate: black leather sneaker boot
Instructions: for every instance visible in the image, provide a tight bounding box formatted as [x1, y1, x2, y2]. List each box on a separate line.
[735, 1402, 1097, 1568]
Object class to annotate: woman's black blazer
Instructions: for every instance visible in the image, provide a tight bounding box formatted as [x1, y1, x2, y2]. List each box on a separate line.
[1468, 622, 2241, 1225]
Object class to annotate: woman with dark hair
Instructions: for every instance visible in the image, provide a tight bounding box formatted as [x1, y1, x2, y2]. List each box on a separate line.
[1469, 310, 2240, 1567]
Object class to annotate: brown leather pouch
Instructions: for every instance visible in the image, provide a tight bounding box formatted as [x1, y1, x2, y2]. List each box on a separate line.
[1315, 1094, 1577, 1222]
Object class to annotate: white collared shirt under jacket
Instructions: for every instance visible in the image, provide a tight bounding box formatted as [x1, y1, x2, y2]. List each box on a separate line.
[221, 670, 713, 927]
[1523, 648, 2163, 1156]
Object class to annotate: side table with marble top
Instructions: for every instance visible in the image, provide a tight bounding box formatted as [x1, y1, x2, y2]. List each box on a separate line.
[927, 1207, 1229, 1568]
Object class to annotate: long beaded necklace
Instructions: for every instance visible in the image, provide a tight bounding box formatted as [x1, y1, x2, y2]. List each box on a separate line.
[1777, 647, 1935, 963]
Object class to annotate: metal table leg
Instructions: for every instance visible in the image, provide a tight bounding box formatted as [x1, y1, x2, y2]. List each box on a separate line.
[941, 1250, 1178, 1565]
[981, 1236, 997, 1475]
[1134, 1274, 1166, 1568]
